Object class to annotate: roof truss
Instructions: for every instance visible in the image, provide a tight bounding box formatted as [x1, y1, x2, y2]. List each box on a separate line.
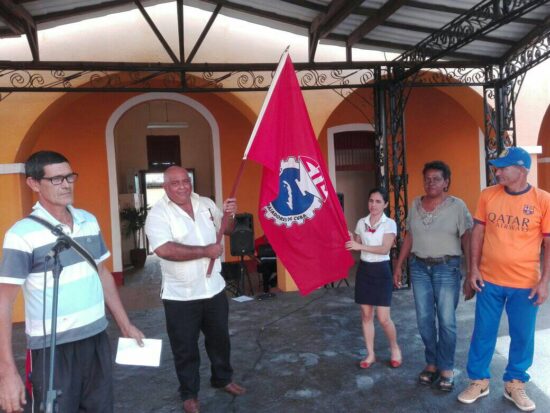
[501, 15, 550, 83]
[0, 0, 550, 95]
[0, 0, 38, 60]
[347, 0, 408, 48]
[394, 0, 549, 80]
[308, 0, 364, 62]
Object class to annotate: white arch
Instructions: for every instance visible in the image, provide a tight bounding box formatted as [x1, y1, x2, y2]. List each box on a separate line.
[327, 123, 374, 190]
[105, 92, 222, 272]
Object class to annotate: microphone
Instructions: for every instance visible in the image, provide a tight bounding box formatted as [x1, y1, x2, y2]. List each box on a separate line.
[47, 236, 71, 258]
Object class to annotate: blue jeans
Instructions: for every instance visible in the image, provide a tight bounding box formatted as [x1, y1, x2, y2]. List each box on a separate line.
[466, 281, 538, 382]
[410, 256, 461, 371]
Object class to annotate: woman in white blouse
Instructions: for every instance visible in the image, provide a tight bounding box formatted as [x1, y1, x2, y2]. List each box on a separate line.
[346, 187, 401, 369]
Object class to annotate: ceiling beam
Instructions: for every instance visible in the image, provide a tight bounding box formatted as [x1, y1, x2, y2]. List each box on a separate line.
[0, 8, 24, 34]
[0, 59, 488, 72]
[347, 0, 407, 47]
[406, 0, 542, 26]
[326, 33, 497, 62]
[177, 0, 184, 62]
[308, 0, 363, 62]
[279, 0, 326, 12]
[134, 0, 179, 64]
[502, 16, 550, 82]
[503, 15, 550, 61]
[201, 0, 310, 28]
[187, 3, 222, 63]
[382, 20, 515, 46]
[312, 0, 364, 38]
[308, 32, 319, 64]
[31, 0, 136, 25]
[0, 0, 38, 60]
[395, 0, 548, 79]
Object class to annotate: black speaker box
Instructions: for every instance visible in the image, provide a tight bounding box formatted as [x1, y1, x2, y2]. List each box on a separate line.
[230, 213, 254, 256]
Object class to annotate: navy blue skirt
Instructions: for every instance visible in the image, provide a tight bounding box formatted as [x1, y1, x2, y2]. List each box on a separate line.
[354, 260, 393, 307]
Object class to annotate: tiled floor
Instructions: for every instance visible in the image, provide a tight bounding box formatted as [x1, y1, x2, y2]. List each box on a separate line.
[10, 256, 550, 412]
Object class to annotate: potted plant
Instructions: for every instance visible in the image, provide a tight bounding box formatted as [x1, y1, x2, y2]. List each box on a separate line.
[120, 205, 149, 268]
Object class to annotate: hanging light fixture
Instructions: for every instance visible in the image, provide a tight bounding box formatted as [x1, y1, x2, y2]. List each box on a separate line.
[147, 101, 189, 129]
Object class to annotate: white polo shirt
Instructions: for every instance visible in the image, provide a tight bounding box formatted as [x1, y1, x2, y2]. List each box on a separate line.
[145, 193, 226, 301]
[354, 213, 397, 263]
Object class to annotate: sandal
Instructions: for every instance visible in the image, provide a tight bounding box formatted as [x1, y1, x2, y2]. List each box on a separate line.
[418, 369, 439, 385]
[359, 358, 376, 369]
[438, 375, 454, 392]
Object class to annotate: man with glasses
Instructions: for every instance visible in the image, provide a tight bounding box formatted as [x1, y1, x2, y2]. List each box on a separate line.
[145, 166, 245, 413]
[0, 151, 144, 413]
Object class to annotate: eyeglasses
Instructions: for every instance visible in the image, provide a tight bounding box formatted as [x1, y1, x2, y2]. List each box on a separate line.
[40, 173, 79, 185]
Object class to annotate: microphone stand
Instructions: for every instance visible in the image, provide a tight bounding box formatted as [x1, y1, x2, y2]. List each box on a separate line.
[43, 242, 65, 413]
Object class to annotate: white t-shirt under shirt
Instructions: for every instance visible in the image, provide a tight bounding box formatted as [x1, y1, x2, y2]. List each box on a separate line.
[145, 193, 226, 301]
[354, 213, 397, 263]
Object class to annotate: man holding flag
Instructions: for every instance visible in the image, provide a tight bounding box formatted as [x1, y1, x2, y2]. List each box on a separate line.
[145, 166, 245, 413]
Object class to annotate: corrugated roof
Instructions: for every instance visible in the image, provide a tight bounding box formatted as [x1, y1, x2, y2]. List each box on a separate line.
[0, 0, 549, 67]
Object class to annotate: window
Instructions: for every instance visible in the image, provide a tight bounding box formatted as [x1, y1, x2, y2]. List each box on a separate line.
[334, 131, 375, 171]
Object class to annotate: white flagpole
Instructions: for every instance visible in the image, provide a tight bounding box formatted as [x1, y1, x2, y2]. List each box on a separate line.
[243, 46, 290, 159]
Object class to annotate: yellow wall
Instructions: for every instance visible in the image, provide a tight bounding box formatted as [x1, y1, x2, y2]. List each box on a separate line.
[405, 88, 481, 213]
[44, 90, 258, 258]
[319, 86, 481, 216]
[0, 173, 31, 321]
[0, 76, 498, 317]
[2, 87, 262, 320]
[537, 105, 550, 192]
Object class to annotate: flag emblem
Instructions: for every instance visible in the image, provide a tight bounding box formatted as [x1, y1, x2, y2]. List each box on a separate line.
[263, 156, 328, 227]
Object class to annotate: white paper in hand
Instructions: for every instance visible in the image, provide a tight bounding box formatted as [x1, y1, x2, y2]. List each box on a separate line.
[115, 338, 162, 367]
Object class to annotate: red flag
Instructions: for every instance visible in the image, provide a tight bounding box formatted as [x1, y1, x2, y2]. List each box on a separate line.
[244, 52, 354, 295]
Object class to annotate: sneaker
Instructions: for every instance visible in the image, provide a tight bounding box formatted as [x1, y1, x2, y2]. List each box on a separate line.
[457, 379, 490, 404]
[504, 380, 536, 411]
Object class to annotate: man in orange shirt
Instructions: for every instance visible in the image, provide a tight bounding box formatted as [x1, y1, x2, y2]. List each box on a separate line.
[458, 147, 550, 412]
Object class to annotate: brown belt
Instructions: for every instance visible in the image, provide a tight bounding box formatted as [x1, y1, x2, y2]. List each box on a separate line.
[412, 255, 460, 265]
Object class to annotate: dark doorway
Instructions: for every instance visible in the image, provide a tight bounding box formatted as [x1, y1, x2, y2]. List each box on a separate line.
[146, 135, 181, 169]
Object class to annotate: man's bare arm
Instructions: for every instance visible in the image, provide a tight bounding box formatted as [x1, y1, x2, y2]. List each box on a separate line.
[469, 223, 486, 292]
[529, 237, 550, 305]
[0, 284, 26, 413]
[98, 265, 144, 345]
[154, 242, 222, 262]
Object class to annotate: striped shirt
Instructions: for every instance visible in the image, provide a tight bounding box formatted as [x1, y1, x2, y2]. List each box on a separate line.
[0, 202, 109, 349]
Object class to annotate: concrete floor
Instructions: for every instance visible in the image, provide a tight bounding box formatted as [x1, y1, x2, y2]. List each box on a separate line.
[11, 257, 550, 412]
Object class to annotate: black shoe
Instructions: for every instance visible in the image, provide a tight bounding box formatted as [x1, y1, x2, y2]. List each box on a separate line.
[419, 369, 439, 385]
[438, 375, 455, 392]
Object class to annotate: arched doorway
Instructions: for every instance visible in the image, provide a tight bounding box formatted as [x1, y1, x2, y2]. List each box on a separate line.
[105, 93, 222, 272]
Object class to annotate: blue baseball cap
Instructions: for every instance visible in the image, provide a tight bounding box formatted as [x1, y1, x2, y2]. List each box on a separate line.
[489, 147, 531, 170]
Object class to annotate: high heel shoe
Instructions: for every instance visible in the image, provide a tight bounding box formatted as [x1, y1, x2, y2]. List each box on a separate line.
[359, 358, 376, 369]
